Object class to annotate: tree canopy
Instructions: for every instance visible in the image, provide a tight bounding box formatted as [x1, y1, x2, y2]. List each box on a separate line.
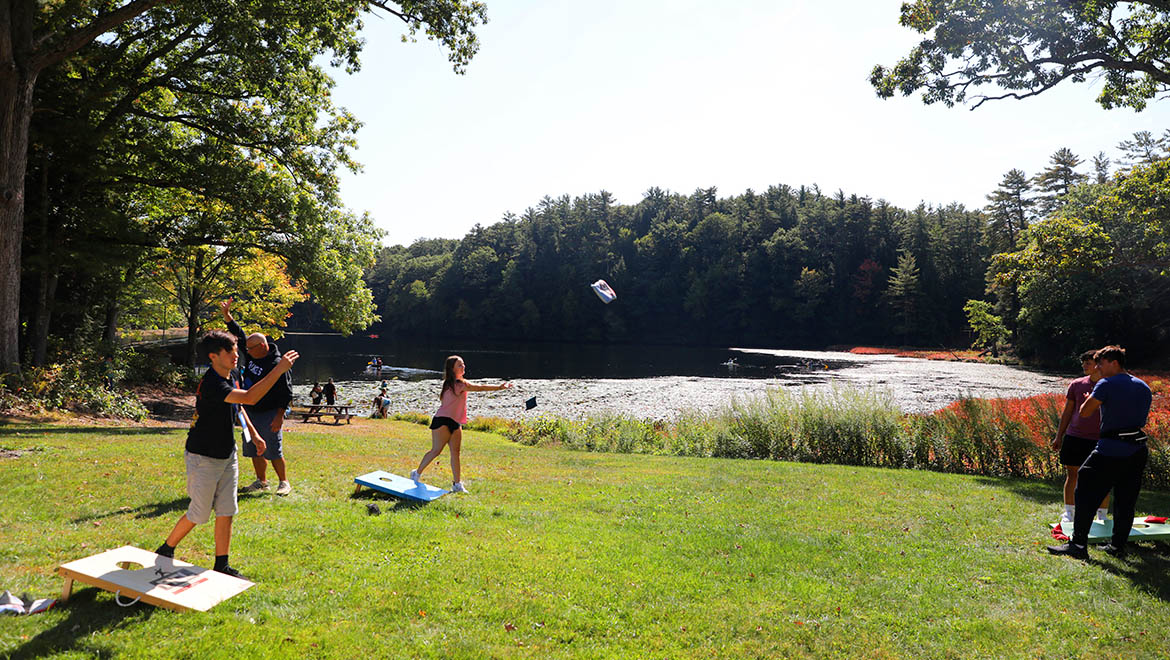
[870, 1, 1170, 110]
[3, 0, 488, 374]
[362, 186, 991, 349]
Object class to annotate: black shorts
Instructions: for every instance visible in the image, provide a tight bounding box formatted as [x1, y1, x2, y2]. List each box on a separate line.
[429, 416, 461, 433]
[1060, 433, 1098, 468]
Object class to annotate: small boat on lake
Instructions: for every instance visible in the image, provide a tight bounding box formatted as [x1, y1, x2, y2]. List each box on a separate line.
[362, 364, 441, 380]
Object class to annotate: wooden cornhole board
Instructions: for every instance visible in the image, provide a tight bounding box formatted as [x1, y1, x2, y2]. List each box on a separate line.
[354, 470, 448, 502]
[1051, 517, 1170, 544]
[57, 545, 253, 612]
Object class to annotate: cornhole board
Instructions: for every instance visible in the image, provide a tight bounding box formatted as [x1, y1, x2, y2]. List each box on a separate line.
[57, 545, 252, 612]
[353, 470, 448, 502]
[1050, 518, 1170, 544]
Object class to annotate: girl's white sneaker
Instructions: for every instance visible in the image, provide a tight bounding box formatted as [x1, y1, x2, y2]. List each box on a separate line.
[409, 469, 420, 482]
[452, 482, 468, 493]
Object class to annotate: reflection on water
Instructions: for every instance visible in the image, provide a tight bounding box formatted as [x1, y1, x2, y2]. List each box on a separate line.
[275, 335, 855, 385]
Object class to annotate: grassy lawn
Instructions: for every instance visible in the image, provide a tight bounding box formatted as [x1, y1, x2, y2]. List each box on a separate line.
[2, 418, 1169, 659]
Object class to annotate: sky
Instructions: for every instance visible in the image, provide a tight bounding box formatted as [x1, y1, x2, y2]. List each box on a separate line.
[327, 0, 1170, 247]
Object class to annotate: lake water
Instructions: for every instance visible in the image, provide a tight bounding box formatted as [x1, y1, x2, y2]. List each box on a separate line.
[276, 335, 1070, 420]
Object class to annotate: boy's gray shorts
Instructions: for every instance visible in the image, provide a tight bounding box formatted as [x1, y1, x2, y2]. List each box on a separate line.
[241, 407, 283, 460]
[185, 450, 238, 524]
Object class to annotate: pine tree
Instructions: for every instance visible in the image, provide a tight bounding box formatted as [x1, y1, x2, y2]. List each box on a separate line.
[1092, 152, 1111, 184]
[984, 169, 1033, 251]
[886, 250, 921, 344]
[1116, 130, 1169, 171]
[1032, 148, 1087, 216]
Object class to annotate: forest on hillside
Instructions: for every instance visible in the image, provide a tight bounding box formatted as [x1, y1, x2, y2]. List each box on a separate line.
[361, 135, 1170, 366]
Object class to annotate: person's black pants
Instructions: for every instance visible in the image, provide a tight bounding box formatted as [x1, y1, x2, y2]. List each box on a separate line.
[1072, 445, 1149, 547]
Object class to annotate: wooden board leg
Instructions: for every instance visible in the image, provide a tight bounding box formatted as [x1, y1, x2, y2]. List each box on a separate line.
[353, 484, 363, 495]
[60, 576, 73, 602]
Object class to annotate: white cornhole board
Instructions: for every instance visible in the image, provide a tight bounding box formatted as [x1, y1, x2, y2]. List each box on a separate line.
[1050, 517, 1170, 544]
[354, 470, 448, 502]
[57, 545, 253, 612]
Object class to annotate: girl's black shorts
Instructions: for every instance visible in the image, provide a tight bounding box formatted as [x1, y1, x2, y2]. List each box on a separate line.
[429, 416, 461, 432]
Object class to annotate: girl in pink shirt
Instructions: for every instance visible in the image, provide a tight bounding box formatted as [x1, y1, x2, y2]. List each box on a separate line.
[410, 355, 512, 493]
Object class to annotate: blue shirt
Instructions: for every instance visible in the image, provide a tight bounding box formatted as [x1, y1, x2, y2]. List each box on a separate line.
[1090, 373, 1151, 457]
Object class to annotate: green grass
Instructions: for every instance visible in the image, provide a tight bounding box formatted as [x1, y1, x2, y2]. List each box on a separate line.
[2, 419, 1170, 659]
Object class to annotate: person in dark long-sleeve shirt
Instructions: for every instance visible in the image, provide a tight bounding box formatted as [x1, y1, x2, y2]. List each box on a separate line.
[220, 298, 296, 496]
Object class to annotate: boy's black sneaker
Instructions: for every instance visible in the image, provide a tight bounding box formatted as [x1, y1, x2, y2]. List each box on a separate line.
[1099, 543, 1127, 558]
[214, 564, 249, 581]
[1046, 543, 1088, 560]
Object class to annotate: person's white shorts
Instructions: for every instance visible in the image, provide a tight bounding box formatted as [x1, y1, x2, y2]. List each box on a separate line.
[184, 450, 238, 524]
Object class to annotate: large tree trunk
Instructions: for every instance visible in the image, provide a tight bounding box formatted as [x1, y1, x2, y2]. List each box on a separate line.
[1, 0, 164, 377]
[0, 38, 37, 376]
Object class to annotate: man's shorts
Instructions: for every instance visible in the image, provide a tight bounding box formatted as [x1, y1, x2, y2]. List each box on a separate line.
[1060, 433, 1098, 468]
[185, 450, 238, 524]
[242, 407, 284, 460]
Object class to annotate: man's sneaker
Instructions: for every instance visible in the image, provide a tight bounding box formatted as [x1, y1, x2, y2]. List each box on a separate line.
[275, 481, 292, 496]
[409, 470, 420, 482]
[241, 479, 269, 493]
[215, 565, 249, 581]
[1099, 543, 1127, 558]
[452, 482, 468, 494]
[1046, 542, 1088, 560]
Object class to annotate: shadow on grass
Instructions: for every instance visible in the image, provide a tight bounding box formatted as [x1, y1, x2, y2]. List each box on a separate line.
[72, 497, 190, 524]
[973, 475, 1063, 505]
[0, 426, 177, 437]
[6, 589, 156, 660]
[974, 474, 1170, 513]
[349, 488, 430, 513]
[1094, 541, 1170, 603]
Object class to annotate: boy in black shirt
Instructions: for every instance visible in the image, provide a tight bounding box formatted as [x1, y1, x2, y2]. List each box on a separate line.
[155, 331, 298, 578]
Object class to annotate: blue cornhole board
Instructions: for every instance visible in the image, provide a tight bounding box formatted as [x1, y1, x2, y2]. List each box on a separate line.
[354, 470, 448, 502]
[1051, 517, 1170, 544]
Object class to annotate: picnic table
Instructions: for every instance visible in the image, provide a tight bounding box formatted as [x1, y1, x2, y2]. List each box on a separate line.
[296, 404, 353, 425]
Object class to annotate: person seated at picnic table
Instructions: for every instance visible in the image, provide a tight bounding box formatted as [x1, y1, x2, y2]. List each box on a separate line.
[310, 381, 323, 405]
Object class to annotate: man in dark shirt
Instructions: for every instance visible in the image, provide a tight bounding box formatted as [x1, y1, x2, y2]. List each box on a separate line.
[220, 299, 295, 496]
[323, 378, 337, 405]
[155, 330, 298, 578]
[1049, 345, 1152, 560]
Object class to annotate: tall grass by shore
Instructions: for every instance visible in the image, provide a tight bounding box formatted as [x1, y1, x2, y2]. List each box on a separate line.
[498, 385, 1170, 489]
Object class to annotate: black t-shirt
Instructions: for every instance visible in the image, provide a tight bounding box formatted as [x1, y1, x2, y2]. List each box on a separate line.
[186, 369, 239, 459]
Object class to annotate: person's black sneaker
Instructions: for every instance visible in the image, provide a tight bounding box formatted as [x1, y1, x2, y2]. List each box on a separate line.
[1047, 542, 1088, 559]
[214, 564, 249, 580]
[1099, 543, 1127, 558]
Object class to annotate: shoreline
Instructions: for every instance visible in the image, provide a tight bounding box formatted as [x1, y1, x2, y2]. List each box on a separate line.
[304, 353, 1069, 421]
